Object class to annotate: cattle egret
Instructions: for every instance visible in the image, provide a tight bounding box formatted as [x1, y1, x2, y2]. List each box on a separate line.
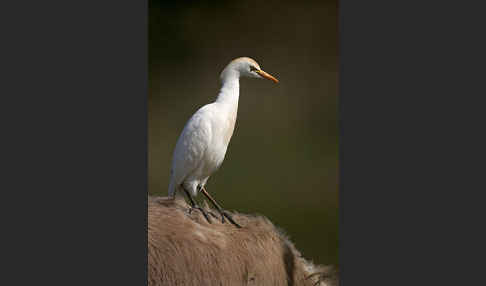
[168, 57, 279, 228]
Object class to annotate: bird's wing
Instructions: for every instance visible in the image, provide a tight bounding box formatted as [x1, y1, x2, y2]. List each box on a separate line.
[169, 105, 213, 187]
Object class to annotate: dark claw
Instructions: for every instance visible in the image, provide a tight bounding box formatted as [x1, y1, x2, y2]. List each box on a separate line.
[189, 205, 212, 224]
[221, 210, 241, 228]
[208, 211, 219, 219]
[199, 186, 242, 228]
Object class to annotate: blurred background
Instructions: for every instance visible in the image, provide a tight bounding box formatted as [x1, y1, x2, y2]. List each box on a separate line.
[149, 0, 338, 266]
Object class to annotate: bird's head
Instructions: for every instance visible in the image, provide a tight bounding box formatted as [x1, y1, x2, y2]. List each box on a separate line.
[221, 57, 279, 83]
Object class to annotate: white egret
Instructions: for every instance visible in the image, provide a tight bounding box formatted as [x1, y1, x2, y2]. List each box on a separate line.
[167, 57, 279, 227]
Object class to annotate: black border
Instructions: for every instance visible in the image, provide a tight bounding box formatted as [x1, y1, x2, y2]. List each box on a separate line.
[2, 0, 147, 284]
[2, 0, 485, 284]
[340, 0, 485, 285]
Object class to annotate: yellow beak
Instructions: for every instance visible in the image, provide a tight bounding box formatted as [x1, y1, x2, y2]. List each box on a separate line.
[256, 70, 279, 83]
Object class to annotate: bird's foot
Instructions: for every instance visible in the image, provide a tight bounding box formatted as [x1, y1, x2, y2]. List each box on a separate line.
[218, 210, 242, 228]
[201, 200, 219, 219]
[197, 186, 242, 228]
[208, 211, 219, 219]
[189, 205, 212, 224]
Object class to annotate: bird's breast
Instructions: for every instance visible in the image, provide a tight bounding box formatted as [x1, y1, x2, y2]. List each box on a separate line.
[202, 113, 236, 173]
[222, 115, 236, 146]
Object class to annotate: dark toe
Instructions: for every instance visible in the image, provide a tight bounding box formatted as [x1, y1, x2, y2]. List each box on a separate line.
[222, 211, 241, 228]
[197, 207, 212, 224]
[208, 211, 219, 219]
[189, 206, 213, 224]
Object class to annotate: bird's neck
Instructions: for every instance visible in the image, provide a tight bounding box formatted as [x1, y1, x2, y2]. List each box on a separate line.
[216, 76, 240, 112]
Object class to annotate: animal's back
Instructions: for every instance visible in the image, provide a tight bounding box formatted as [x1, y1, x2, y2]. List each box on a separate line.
[148, 196, 338, 286]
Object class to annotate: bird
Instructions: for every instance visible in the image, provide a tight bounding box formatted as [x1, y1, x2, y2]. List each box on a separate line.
[167, 57, 279, 228]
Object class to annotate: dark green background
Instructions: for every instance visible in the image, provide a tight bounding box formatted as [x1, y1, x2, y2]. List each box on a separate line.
[149, 0, 338, 265]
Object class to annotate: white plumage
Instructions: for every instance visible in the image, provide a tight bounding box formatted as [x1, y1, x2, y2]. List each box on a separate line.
[167, 57, 278, 226]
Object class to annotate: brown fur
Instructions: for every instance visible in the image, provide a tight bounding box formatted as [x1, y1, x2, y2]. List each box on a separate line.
[148, 196, 338, 286]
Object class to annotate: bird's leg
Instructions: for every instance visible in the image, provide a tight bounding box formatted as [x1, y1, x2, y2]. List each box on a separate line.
[195, 186, 219, 219]
[199, 186, 241, 228]
[183, 188, 212, 224]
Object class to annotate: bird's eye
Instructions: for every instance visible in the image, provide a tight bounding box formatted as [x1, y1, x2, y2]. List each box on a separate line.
[250, 65, 258, 72]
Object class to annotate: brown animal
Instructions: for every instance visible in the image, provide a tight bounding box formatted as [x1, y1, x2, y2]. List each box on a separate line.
[148, 196, 338, 286]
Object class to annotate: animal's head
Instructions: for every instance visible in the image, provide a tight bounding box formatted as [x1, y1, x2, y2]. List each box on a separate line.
[221, 57, 279, 83]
